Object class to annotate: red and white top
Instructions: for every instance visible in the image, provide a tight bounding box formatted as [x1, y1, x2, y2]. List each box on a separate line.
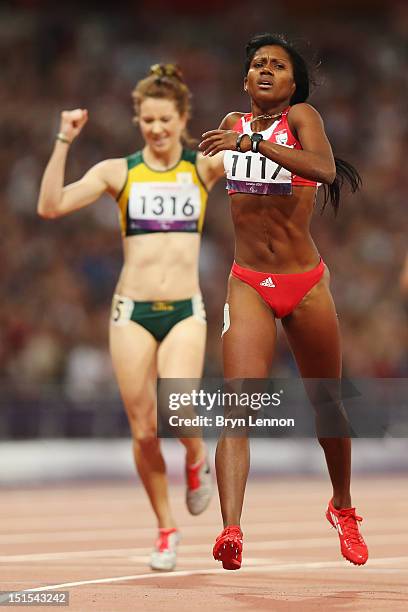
[224, 106, 319, 196]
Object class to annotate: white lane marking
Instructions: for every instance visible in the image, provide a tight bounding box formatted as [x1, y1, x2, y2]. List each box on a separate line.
[2, 533, 408, 563]
[13, 556, 408, 594]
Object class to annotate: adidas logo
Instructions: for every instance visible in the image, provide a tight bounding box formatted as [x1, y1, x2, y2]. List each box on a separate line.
[330, 511, 343, 535]
[260, 276, 275, 288]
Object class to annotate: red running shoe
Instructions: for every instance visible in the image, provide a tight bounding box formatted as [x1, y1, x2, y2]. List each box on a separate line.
[326, 499, 368, 565]
[213, 525, 243, 570]
[186, 455, 212, 516]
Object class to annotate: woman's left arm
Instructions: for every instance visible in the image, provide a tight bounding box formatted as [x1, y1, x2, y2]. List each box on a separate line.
[199, 103, 336, 185]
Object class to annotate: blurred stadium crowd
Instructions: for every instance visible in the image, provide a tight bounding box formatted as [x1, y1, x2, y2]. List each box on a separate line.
[1, 0, 407, 411]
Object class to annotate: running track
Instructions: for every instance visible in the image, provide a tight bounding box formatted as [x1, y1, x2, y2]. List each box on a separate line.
[1, 476, 407, 611]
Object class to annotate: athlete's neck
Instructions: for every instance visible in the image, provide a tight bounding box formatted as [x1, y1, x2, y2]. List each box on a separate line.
[143, 143, 183, 171]
[250, 101, 289, 119]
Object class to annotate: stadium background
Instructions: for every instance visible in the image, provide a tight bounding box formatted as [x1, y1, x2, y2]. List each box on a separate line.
[0, 0, 407, 481]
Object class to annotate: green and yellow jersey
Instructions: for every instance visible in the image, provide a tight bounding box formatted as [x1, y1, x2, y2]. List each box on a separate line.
[116, 149, 208, 237]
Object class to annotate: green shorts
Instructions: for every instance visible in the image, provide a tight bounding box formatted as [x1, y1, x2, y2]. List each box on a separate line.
[111, 294, 206, 342]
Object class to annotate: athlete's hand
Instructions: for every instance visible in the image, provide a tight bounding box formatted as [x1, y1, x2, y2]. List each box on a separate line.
[58, 109, 88, 143]
[199, 129, 251, 156]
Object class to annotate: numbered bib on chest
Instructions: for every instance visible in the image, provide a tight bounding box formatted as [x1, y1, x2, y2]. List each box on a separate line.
[224, 150, 292, 196]
[128, 181, 201, 233]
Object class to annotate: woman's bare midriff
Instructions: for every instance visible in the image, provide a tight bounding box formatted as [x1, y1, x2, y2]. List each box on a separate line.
[115, 232, 201, 301]
[231, 185, 321, 272]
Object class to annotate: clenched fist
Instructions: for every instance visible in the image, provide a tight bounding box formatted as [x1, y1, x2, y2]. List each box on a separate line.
[59, 109, 88, 142]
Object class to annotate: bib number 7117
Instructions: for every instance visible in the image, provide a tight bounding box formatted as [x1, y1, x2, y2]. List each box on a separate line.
[230, 153, 282, 181]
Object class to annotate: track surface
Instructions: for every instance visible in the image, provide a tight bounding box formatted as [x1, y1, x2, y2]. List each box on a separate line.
[1, 476, 407, 611]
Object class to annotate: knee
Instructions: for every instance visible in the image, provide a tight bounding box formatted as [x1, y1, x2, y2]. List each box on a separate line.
[133, 426, 158, 449]
[124, 400, 157, 443]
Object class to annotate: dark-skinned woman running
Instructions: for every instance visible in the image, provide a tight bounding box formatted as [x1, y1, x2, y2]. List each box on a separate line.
[199, 33, 368, 571]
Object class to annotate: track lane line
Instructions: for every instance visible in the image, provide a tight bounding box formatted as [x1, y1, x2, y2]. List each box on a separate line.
[3, 556, 408, 597]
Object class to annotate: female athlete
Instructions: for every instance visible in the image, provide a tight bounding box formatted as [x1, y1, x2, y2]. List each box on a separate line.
[37, 64, 224, 571]
[199, 33, 369, 570]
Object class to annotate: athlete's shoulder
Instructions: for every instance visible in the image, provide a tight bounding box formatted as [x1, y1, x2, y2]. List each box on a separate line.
[219, 112, 246, 130]
[287, 103, 324, 123]
[91, 158, 126, 180]
[81, 158, 126, 199]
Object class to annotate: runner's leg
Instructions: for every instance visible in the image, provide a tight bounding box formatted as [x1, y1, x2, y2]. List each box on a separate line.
[158, 314, 207, 464]
[159, 314, 213, 515]
[218, 275, 277, 526]
[282, 269, 351, 508]
[110, 321, 177, 528]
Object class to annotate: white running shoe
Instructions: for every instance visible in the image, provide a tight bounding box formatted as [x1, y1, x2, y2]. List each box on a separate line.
[150, 528, 180, 571]
[186, 456, 212, 515]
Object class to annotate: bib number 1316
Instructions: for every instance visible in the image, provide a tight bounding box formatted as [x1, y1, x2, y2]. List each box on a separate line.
[139, 195, 194, 216]
[128, 183, 200, 221]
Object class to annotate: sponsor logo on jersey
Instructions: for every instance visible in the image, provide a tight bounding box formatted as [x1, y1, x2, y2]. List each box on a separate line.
[152, 301, 175, 312]
[275, 131, 288, 145]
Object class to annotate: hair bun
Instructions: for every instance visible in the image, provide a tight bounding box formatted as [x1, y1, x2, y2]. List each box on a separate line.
[149, 63, 184, 82]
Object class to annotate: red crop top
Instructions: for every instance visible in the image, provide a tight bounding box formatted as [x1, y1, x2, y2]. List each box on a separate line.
[224, 106, 319, 196]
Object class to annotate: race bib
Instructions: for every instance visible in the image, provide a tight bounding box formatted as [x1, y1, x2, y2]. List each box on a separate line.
[111, 295, 133, 326]
[224, 150, 292, 195]
[128, 181, 201, 232]
[221, 303, 231, 337]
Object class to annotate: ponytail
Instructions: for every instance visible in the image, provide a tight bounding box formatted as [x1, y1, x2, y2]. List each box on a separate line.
[132, 63, 197, 148]
[322, 157, 362, 215]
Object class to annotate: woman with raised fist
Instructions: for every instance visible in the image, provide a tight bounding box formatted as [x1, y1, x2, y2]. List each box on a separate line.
[37, 64, 225, 571]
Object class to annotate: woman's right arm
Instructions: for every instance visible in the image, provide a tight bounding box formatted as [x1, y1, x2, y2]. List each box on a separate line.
[37, 109, 124, 218]
[196, 113, 243, 190]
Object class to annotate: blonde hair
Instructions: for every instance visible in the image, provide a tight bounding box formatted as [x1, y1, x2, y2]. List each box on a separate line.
[132, 64, 196, 147]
